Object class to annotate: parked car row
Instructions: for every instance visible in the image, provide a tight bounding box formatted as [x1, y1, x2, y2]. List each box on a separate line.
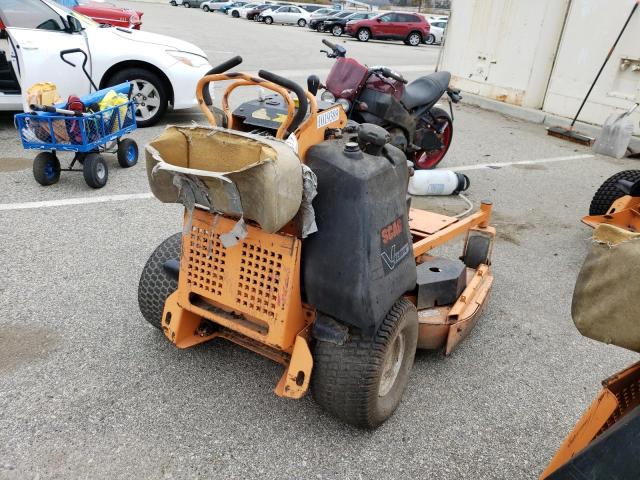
[170, 0, 446, 46]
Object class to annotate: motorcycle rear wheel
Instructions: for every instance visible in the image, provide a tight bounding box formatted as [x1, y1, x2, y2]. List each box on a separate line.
[414, 107, 453, 169]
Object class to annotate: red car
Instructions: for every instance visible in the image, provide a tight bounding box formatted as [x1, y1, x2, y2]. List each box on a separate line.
[345, 11, 429, 46]
[71, 1, 143, 29]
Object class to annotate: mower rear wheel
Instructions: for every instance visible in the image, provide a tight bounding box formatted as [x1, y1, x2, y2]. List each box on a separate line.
[589, 170, 640, 216]
[312, 298, 418, 428]
[138, 233, 182, 329]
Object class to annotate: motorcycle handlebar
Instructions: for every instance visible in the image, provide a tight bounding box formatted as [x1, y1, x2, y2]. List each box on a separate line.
[201, 55, 243, 106]
[379, 67, 407, 84]
[258, 69, 308, 135]
[322, 38, 338, 51]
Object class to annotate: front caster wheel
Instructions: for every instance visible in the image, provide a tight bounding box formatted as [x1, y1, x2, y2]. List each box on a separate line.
[117, 138, 139, 168]
[83, 153, 108, 189]
[312, 297, 418, 428]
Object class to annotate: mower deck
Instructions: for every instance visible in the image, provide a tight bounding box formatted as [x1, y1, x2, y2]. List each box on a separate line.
[582, 195, 640, 230]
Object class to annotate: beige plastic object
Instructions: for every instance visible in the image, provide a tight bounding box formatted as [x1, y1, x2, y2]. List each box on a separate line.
[572, 224, 640, 352]
[145, 126, 303, 233]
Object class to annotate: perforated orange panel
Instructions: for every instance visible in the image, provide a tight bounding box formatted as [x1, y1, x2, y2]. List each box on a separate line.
[178, 208, 306, 351]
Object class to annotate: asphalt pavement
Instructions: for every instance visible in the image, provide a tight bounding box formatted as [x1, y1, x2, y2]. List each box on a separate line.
[1, 3, 638, 479]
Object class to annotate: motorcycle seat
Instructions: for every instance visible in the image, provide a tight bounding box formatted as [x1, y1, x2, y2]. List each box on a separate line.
[401, 71, 451, 111]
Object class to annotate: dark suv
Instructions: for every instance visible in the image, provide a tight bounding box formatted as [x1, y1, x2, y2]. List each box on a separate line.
[322, 11, 376, 36]
[345, 12, 429, 46]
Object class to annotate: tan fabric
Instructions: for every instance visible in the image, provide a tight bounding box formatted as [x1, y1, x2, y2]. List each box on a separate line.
[572, 224, 640, 352]
[145, 125, 303, 233]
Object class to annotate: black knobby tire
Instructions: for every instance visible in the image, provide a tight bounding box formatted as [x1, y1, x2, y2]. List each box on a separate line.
[117, 138, 139, 168]
[589, 170, 640, 216]
[82, 153, 108, 189]
[138, 233, 182, 329]
[33, 151, 61, 186]
[312, 298, 419, 428]
[107, 68, 168, 128]
[463, 235, 491, 269]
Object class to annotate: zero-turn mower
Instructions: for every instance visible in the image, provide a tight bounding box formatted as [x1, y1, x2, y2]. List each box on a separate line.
[540, 171, 640, 478]
[138, 57, 496, 428]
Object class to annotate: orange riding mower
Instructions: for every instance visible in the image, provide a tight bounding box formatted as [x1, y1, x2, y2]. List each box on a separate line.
[138, 56, 496, 428]
[540, 171, 640, 478]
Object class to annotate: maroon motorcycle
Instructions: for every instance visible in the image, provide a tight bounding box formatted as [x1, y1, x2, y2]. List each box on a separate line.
[316, 39, 460, 169]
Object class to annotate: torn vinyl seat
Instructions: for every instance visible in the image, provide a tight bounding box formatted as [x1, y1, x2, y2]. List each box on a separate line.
[401, 71, 451, 111]
[145, 125, 304, 234]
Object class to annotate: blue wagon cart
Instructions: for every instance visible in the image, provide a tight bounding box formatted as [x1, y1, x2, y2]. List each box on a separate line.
[14, 49, 139, 188]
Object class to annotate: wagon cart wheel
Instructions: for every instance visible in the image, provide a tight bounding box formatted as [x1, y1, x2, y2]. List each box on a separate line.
[589, 170, 640, 216]
[117, 138, 139, 168]
[312, 297, 418, 428]
[33, 151, 61, 186]
[138, 233, 182, 329]
[83, 153, 108, 189]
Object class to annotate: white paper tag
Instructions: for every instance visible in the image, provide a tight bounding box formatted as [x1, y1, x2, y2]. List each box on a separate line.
[316, 107, 340, 128]
[285, 133, 299, 154]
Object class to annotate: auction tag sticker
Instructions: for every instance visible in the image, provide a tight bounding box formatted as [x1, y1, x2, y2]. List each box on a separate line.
[317, 107, 340, 128]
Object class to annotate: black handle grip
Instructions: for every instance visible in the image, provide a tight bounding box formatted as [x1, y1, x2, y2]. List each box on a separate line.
[382, 67, 407, 84]
[258, 69, 308, 135]
[30, 104, 56, 113]
[322, 38, 338, 51]
[201, 55, 243, 106]
[59, 48, 98, 91]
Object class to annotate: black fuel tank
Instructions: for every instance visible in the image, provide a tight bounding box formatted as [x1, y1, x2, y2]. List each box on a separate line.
[302, 125, 417, 335]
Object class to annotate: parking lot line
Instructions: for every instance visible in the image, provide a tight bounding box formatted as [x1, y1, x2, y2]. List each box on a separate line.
[0, 193, 153, 211]
[0, 154, 593, 212]
[450, 153, 594, 171]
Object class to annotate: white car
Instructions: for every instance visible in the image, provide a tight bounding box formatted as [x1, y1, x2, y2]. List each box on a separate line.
[425, 19, 447, 45]
[261, 5, 310, 26]
[230, 3, 258, 18]
[0, 0, 212, 127]
[201, 1, 232, 12]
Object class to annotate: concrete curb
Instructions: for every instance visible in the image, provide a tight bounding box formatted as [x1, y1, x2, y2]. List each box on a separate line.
[460, 92, 640, 151]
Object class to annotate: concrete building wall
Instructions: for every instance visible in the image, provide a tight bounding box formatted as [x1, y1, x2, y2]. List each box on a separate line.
[543, 0, 640, 134]
[440, 0, 640, 134]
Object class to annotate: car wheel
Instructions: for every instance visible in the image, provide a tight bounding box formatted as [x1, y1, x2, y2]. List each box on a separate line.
[232, 10, 239, 17]
[332, 25, 343, 36]
[83, 153, 108, 189]
[170, 0, 176, 5]
[297, 18, 307, 27]
[108, 68, 168, 128]
[33, 151, 60, 186]
[203, 5, 210, 11]
[264, 16, 273, 24]
[184, 2, 191, 7]
[316, 23, 323, 32]
[357, 28, 370, 42]
[407, 31, 422, 46]
[425, 33, 436, 45]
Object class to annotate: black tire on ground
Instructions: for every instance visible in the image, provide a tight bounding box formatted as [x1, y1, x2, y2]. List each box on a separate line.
[82, 153, 108, 189]
[331, 25, 343, 36]
[316, 23, 323, 32]
[184, 2, 191, 7]
[589, 170, 640, 216]
[264, 16, 273, 24]
[425, 33, 436, 45]
[170, 0, 176, 5]
[107, 68, 168, 128]
[406, 31, 422, 46]
[33, 151, 61, 186]
[138, 233, 182, 329]
[298, 18, 307, 27]
[357, 28, 370, 42]
[117, 138, 139, 168]
[203, 5, 210, 11]
[312, 297, 418, 428]
[463, 235, 491, 269]
[232, 10, 239, 17]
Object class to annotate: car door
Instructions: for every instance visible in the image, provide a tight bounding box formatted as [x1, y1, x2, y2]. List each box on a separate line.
[374, 13, 397, 38]
[279, 7, 294, 23]
[289, 6, 303, 23]
[2, 0, 91, 109]
[393, 13, 416, 39]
